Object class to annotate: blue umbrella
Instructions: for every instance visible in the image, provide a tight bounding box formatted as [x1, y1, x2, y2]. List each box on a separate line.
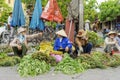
[11, 0, 25, 27]
[30, 0, 44, 30]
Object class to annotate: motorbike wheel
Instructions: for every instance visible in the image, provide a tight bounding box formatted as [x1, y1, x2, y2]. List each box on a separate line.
[1, 31, 10, 44]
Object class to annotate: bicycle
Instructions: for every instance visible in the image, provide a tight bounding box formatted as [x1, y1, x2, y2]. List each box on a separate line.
[42, 26, 56, 41]
[28, 29, 43, 45]
[0, 23, 10, 44]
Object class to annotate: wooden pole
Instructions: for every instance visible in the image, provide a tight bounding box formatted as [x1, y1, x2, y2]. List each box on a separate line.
[79, 0, 84, 29]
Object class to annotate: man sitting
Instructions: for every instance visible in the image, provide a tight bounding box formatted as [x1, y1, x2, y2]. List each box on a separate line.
[75, 29, 93, 56]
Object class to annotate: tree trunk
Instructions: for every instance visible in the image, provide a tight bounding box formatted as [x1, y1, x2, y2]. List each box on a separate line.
[79, 0, 84, 29]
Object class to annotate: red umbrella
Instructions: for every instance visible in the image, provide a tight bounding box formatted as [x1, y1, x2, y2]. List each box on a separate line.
[41, 0, 63, 22]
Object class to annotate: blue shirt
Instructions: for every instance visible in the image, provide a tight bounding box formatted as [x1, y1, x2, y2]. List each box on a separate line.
[54, 37, 72, 50]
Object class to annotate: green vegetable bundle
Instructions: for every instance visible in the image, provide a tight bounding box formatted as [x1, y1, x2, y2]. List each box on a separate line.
[55, 54, 85, 74]
[87, 31, 98, 47]
[0, 53, 20, 66]
[91, 52, 120, 68]
[18, 55, 51, 77]
[32, 52, 57, 66]
[87, 31, 104, 47]
[0, 53, 7, 59]
[76, 52, 120, 69]
[95, 37, 104, 47]
[107, 55, 120, 67]
[0, 46, 12, 53]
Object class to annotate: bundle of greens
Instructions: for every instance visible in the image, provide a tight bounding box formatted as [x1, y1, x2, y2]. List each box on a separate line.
[87, 31, 104, 47]
[18, 55, 51, 77]
[0, 46, 12, 53]
[32, 52, 57, 66]
[76, 52, 120, 69]
[55, 54, 85, 74]
[0, 53, 20, 66]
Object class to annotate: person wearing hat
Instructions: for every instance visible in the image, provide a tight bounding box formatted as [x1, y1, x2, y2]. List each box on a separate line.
[85, 20, 90, 31]
[53, 29, 72, 54]
[75, 29, 92, 55]
[10, 27, 42, 57]
[104, 31, 120, 54]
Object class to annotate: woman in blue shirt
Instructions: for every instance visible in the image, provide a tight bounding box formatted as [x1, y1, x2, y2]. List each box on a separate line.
[54, 29, 72, 54]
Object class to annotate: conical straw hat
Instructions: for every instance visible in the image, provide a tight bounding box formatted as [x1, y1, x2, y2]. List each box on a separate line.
[85, 20, 90, 23]
[108, 31, 116, 35]
[56, 29, 67, 37]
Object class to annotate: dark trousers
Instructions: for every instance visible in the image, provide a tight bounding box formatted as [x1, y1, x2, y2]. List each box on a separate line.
[57, 48, 72, 54]
[12, 44, 27, 57]
[76, 43, 93, 54]
[82, 43, 93, 54]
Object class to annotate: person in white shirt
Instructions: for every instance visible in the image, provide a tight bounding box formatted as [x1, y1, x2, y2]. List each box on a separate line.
[8, 12, 14, 37]
[84, 20, 90, 31]
[104, 31, 120, 54]
[10, 27, 42, 57]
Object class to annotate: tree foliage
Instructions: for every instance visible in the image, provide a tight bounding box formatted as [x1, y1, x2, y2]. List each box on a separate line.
[99, 0, 120, 21]
[84, 0, 98, 22]
[0, 0, 12, 24]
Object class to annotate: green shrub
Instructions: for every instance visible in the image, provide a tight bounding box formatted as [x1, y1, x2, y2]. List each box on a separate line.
[0, 1, 12, 25]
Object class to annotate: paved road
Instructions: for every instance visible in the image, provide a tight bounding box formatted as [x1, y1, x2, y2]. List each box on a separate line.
[0, 66, 120, 80]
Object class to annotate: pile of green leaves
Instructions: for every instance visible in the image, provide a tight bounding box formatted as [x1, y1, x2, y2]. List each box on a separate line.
[87, 31, 103, 47]
[32, 52, 57, 66]
[55, 53, 85, 74]
[107, 55, 120, 67]
[34, 44, 40, 51]
[76, 52, 120, 69]
[0, 46, 12, 53]
[0, 53, 20, 66]
[90, 52, 108, 69]
[95, 37, 104, 47]
[17, 51, 120, 76]
[18, 55, 51, 77]
[76, 54, 97, 69]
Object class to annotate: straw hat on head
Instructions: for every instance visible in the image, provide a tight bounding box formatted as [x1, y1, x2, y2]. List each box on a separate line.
[85, 20, 90, 23]
[108, 31, 116, 35]
[56, 29, 67, 37]
[77, 29, 87, 37]
[17, 27, 26, 34]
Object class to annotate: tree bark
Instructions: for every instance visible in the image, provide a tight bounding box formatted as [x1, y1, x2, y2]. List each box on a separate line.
[79, 0, 84, 29]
